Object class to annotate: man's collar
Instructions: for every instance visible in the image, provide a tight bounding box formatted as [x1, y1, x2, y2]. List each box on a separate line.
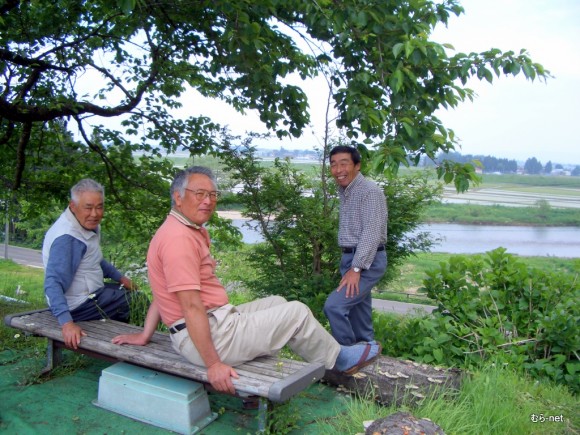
[170, 209, 202, 229]
[341, 172, 364, 194]
[64, 207, 99, 237]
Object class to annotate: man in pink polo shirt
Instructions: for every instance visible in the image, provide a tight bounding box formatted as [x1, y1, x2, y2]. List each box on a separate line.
[142, 166, 380, 394]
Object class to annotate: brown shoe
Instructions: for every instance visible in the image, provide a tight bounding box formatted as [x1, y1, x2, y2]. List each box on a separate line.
[343, 341, 382, 375]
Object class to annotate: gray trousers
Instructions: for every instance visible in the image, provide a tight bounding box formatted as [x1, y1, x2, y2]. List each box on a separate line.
[170, 295, 340, 369]
[70, 283, 134, 323]
[324, 250, 387, 345]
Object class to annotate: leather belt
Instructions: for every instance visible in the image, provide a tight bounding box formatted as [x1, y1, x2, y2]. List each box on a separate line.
[341, 245, 385, 254]
[169, 323, 187, 334]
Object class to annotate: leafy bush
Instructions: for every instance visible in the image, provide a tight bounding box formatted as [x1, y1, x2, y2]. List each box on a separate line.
[376, 248, 579, 393]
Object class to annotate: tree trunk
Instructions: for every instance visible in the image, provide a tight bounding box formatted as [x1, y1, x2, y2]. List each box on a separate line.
[323, 355, 464, 406]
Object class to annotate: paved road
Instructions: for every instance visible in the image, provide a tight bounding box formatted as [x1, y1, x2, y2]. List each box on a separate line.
[2, 245, 44, 269]
[2, 244, 435, 315]
[372, 297, 435, 315]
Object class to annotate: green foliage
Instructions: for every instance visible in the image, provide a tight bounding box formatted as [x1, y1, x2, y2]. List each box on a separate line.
[1, 0, 549, 217]
[379, 168, 443, 283]
[377, 248, 580, 393]
[219, 141, 339, 316]
[218, 140, 442, 318]
[525, 157, 544, 174]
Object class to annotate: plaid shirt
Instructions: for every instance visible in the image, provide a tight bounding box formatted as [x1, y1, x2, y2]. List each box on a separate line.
[338, 172, 388, 270]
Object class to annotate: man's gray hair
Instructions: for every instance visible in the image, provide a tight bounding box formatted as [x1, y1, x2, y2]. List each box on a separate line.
[170, 166, 217, 206]
[70, 179, 104, 204]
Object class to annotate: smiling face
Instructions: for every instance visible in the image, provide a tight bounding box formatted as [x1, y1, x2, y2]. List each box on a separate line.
[173, 173, 217, 226]
[69, 191, 104, 231]
[330, 152, 361, 188]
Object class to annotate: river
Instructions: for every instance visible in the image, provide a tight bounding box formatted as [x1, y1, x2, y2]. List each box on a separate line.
[231, 220, 580, 258]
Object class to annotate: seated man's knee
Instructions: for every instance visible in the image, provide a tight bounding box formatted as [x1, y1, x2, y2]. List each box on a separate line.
[270, 295, 287, 305]
[286, 300, 312, 317]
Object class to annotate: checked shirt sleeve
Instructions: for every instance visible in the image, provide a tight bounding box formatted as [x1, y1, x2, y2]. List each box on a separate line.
[352, 187, 388, 270]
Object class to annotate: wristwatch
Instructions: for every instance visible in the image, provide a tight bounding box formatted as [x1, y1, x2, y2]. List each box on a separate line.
[353, 267, 361, 273]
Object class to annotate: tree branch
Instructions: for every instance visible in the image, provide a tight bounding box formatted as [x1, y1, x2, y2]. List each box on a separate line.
[14, 121, 32, 190]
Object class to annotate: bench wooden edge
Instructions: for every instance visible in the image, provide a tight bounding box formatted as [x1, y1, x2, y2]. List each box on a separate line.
[4, 307, 51, 328]
[267, 361, 325, 402]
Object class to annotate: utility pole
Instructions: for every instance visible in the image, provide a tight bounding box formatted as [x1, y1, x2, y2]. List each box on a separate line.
[3, 198, 8, 259]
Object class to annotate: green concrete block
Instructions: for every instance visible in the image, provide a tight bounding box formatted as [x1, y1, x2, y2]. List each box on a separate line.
[93, 362, 217, 434]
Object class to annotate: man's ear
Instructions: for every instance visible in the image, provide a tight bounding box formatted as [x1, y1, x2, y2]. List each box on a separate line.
[173, 190, 183, 207]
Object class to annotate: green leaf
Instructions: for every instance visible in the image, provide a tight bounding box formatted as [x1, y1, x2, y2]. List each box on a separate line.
[392, 42, 404, 58]
[510, 62, 521, 75]
[117, 0, 136, 15]
[522, 63, 536, 80]
[405, 41, 414, 59]
[389, 69, 404, 93]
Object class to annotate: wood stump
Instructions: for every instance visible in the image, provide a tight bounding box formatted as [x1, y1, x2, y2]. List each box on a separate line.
[365, 411, 446, 434]
[323, 355, 463, 406]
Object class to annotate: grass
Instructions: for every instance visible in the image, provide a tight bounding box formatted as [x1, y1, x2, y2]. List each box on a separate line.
[0, 260, 46, 356]
[479, 173, 580, 188]
[1, 259, 578, 434]
[316, 364, 579, 434]
[424, 203, 580, 226]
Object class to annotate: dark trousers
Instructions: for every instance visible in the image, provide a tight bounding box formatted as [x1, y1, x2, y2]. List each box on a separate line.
[71, 283, 136, 323]
[324, 250, 387, 345]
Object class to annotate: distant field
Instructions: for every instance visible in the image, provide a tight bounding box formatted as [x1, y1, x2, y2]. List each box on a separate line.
[481, 173, 580, 187]
[166, 155, 580, 210]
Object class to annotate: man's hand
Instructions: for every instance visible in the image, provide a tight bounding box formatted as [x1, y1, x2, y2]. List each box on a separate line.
[207, 361, 239, 395]
[119, 276, 137, 290]
[112, 332, 150, 346]
[61, 321, 86, 349]
[336, 269, 361, 298]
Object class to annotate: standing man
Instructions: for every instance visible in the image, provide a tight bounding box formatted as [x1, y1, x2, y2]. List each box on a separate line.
[43, 179, 137, 350]
[324, 145, 388, 346]
[146, 166, 380, 395]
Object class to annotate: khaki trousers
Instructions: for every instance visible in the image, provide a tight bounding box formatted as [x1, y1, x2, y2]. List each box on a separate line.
[170, 295, 340, 369]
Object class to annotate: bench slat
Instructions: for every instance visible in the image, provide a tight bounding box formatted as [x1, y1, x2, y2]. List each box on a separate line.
[4, 309, 325, 402]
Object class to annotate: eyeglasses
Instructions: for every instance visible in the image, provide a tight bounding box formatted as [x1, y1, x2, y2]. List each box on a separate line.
[184, 188, 220, 201]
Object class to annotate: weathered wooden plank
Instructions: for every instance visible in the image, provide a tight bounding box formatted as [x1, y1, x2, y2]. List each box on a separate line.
[4, 309, 325, 402]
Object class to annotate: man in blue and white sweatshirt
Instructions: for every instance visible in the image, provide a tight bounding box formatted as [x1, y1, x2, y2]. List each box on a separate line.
[42, 179, 137, 349]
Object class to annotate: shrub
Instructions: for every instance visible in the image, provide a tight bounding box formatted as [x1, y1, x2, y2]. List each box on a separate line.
[376, 248, 579, 393]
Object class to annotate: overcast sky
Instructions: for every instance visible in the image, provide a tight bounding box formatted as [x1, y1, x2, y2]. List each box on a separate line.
[178, 0, 580, 166]
[431, 0, 580, 165]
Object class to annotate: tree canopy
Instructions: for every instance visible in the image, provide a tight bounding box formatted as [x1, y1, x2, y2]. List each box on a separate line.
[1, 0, 549, 216]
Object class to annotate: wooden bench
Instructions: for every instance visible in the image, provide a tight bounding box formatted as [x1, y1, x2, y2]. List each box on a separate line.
[4, 308, 326, 431]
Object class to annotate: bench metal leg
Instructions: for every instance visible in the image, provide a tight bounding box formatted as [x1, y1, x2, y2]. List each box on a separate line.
[256, 397, 272, 433]
[41, 338, 62, 376]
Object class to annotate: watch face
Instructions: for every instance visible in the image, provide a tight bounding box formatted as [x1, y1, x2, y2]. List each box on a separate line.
[353, 267, 361, 273]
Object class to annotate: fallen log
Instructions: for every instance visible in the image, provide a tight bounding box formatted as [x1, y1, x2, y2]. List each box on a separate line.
[323, 355, 464, 406]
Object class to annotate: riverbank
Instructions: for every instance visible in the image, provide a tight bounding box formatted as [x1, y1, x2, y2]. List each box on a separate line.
[217, 210, 247, 220]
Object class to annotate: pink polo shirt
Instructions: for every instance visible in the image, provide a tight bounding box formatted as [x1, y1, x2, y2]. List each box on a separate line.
[147, 210, 228, 326]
